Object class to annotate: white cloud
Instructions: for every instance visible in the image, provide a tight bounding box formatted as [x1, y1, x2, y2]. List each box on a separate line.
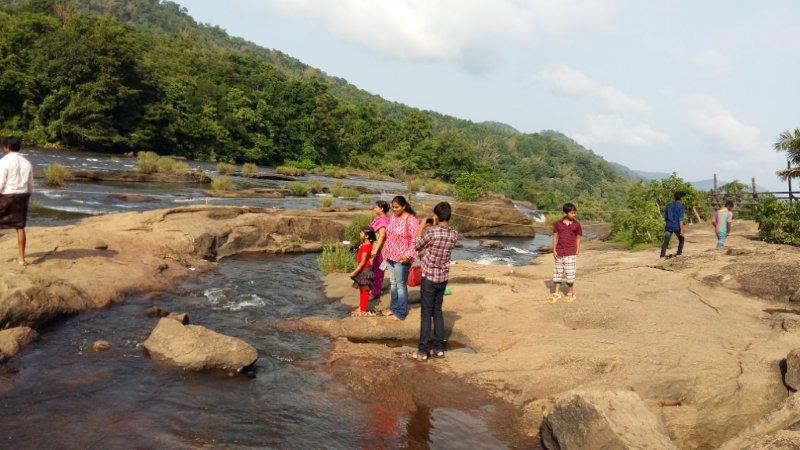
[685, 94, 760, 153]
[572, 114, 669, 147]
[667, 46, 733, 77]
[534, 65, 650, 113]
[231, 0, 616, 72]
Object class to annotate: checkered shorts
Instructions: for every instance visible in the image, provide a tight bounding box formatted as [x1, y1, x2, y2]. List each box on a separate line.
[553, 255, 577, 284]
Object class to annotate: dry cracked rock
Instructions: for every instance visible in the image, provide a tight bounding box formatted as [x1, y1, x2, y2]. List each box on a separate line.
[143, 318, 257, 373]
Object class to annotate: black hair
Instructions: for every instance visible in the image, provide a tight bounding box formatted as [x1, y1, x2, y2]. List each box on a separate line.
[375, 200, 389, 214]
[674, 192, 685, 201]
[2, 137, 21, 152]
[433, 202, 452, 221]
[562, 203, 577, 214]
[362, 227, 377, 242]
[724, 199, 734, 208]
[391, 195, 416, 216]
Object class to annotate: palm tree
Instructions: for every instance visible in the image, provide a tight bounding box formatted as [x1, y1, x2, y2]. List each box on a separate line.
[775, 128, 800, 180]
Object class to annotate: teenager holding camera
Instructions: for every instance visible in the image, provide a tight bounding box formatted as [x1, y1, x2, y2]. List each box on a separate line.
[408, 202, 459, 361]
[381, 196, 418, 321]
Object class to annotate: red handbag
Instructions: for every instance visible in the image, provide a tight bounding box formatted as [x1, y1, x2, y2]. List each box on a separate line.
[407, 265, 422, 287]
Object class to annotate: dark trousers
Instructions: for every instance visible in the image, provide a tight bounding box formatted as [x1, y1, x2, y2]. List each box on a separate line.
[660, 230, 685, 257]
[418, 277, 447, 354]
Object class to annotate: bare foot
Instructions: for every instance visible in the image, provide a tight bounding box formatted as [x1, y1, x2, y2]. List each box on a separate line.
[17, 260, 28, 267]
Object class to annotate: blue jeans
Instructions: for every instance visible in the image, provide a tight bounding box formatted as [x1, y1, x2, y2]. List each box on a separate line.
[419, 278, 447, 354]
[387, 259, 410, 320]
[716, 231, 728, 249]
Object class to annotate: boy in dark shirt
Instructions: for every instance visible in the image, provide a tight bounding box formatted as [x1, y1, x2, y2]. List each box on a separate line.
[549, 203, 582, 304]
[660, 192, 686, 258]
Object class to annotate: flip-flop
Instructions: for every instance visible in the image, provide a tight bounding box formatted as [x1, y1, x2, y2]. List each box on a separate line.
[430, 350, 445, 358]
[547, 293, 561, 304]
[564, 294, 575, 303]
[407, 351, 428, 362]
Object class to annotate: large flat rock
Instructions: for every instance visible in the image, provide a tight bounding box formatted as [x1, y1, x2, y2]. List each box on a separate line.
[0, 327, 38, 362]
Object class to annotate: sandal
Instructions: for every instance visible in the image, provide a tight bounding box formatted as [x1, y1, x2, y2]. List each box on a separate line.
[564, 293, 575, 303]
[547, 293, 561, 304]
[430, 350, 445, 358]
[408, 351, 428, 362]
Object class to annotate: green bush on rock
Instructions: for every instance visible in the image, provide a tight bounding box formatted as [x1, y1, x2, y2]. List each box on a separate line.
[317, 242, 354, 274]
[43, 163, 69, 187]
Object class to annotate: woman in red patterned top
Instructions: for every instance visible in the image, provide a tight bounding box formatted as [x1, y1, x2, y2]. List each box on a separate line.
[381, 196, 419, 321]
[349, 227, 376, 317]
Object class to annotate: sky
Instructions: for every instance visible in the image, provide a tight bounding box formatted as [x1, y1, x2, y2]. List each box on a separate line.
[179, 0, 800, 189]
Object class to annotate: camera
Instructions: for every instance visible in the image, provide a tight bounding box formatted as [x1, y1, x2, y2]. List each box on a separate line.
[425, 217, 434, 225]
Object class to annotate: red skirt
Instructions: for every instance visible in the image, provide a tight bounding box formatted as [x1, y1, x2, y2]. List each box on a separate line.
[0, 193, 31, 229]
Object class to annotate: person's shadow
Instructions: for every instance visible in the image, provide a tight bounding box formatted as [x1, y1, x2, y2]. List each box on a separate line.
[25, 248, 118, 265]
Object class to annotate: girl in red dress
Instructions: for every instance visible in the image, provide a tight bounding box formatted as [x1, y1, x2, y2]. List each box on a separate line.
[349, 227, 377, 317]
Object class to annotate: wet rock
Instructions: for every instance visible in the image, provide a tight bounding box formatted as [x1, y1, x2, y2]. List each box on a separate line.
[111, 194, 156, 202]
[0, 327, 39, 362]
[480, 240, 504, 249]
[745, 430, 800, 449]
[203, 188, 287, 199]
[57, 169, 210, 183]
[537, 245, 553, 254]
[144, 306, 169, 318]
[91, 340, 111, 352]
[786, 349, 800, 390]
[143, 318, 257, 373]
[166, 312, 189, 325]
[541, 390, 676, 450]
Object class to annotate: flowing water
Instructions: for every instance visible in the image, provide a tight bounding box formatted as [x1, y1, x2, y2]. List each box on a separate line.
[1, 148, 549, 448]
[0, 255, 527, 448]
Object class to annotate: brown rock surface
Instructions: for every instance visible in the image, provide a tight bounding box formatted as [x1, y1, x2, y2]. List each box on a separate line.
[745, 430, 800, 449]
[418, 195, 534, 237]
[480, 239, 504, 249]
[165, 312, 189, 325]
[308, 221, 800, 448]
[143, 318, 257, 373]
[541, 390, 676, 449]
[787, 349, 800, 391]
[0, 327, 38, 362]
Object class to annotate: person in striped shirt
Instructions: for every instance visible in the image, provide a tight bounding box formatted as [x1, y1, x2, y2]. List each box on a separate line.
[409, 202, 459, 361]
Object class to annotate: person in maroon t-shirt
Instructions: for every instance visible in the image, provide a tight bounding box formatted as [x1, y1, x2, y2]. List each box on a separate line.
[549, 203, 583, 303]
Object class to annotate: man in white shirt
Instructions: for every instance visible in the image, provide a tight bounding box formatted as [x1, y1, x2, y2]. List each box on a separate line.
[0, 137, 33, 265]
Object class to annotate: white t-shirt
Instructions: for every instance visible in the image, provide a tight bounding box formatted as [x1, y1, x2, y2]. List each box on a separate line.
[0, 152, 34, 194]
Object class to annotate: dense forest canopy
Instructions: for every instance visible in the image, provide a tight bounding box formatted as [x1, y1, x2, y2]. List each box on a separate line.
[0, 0, 632, 214]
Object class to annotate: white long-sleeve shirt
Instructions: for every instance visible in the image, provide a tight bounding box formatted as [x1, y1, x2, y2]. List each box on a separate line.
[0, 152, 33, 194]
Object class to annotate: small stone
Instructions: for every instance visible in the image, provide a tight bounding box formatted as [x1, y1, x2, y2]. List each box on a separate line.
[785, 349, 800, 390]
[156, 262, 169, 273]
[538, 245, 553, 254]
[94, 243, 109, 251]
[91, 340, 111, 352]
[166, 312, 189, 325]
[480, 240, 505, 249]
[144, 306, 169, 318]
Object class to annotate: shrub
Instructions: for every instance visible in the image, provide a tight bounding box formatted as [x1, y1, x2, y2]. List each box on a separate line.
[307, 179, 323, 194]
[277, 165, 306, 176]
[424, 180, 452, 196]
[287, 182, 309, 196]
[43, 163, 69, 187]
[454, 172, 489, 202]
[407, 178, 423, 193]
[755, 197, 800, 246]
[217, 162, 236, 175]
[317, 241, 355, 275]
[338, 188, 360, 200]
[157, 157, 188, 174]
[360, 194, 372, 204]
[316, 165, 348, 178]
[210, 176, 231, 191]
[284, 159, 317, 171]
[329, 181, 345, 198]
[136, 151, 160, 174]
[344, 213, 373, 247]
[242, 163, 259, 177]
[318, 197, 334, 208]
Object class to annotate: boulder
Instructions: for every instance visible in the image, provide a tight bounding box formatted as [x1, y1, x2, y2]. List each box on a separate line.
[537, 245, 553, 254]
[166, 312, 189, 325]
[0, 327, 39, 362]
[111, 194, 156, 202]
[746, 430, 800, 449]
[541, 390, 676, 450]
[786, 349, 800, 390]
[143, 318, 257, 373]
[719, 394, 800, 449]
[480, 239, 505, 249]
[91, 340, 111, 352]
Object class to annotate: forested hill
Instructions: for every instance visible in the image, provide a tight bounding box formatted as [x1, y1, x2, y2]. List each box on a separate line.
[0, 0, 632, 213]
